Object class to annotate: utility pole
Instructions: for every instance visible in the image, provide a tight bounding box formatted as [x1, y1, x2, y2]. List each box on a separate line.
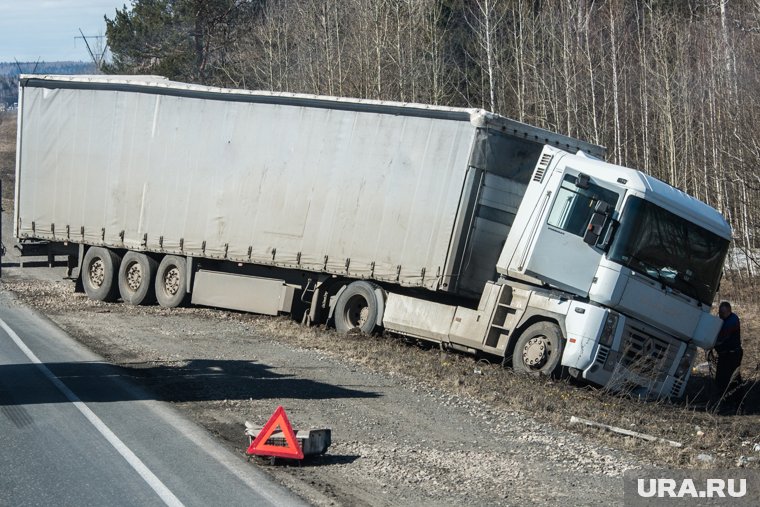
[75, 29, 108, 70]
[14, 58, 40, 74]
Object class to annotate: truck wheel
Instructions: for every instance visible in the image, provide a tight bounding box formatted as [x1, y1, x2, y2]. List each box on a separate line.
[155, 255, 189, 308]
[512, 322, 564, 378]
[118, 252, 158, 305]
[82, 247, 121, 302]
[334, 281, 382, 334]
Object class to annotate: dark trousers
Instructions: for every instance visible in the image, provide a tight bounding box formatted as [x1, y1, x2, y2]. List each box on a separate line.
[715, 349, 743, 402]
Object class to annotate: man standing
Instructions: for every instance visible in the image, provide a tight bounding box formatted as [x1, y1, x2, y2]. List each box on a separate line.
[715, 301, 743, 406]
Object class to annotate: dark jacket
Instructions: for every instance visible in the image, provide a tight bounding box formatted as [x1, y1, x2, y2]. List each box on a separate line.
[716, 312, 741, 354]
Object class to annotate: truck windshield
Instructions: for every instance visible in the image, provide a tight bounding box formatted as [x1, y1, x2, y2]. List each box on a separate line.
[608, 197, 729, 305]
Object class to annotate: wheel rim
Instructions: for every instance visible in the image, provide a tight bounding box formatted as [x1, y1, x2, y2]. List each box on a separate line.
[89, 258, 105, 288]
[344, 294, 369, 329]
[125, 261, 142, 292]
[163, 267, 181, 296]
[522, 335, 553, 369]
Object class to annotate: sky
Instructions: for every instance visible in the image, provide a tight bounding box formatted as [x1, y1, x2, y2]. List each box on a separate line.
[0, 0, 127, 63]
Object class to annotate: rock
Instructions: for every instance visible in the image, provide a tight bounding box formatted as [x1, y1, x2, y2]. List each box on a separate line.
[754, 443, 760, 453]
[696, 453, 715, 463]
[696, 430, 704, 437]
[736, 456, 758, 467]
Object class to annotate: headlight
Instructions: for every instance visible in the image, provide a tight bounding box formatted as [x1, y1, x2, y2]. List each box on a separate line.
[676, 345, 696, 378]
[599, 311, 619, 347]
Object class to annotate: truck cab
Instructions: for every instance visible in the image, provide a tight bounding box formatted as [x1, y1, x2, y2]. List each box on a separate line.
[498, 146, 732, 397]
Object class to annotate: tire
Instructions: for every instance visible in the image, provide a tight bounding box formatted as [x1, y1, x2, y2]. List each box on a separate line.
[334, 281, 382, 334]
[118, 252, 158, 305]
[154, 255, 189, 308]
[511, 321, 565, 378]
[82, 247, 121, 302]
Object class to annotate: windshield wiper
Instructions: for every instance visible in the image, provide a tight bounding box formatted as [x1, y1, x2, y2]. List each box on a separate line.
[624, 254, 660, 278]
[625, 254, 680, 290]
[626, 254, 706, 303]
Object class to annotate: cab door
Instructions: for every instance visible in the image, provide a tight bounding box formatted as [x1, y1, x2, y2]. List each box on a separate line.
[523, 168, 620, 297]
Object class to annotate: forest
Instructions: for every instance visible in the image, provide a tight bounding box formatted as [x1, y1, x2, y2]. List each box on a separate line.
[104, 0, 760, 281]
[0, 62, 96, 107]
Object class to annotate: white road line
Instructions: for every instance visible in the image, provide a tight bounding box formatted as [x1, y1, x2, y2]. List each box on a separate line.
[0, 318, 185, 507]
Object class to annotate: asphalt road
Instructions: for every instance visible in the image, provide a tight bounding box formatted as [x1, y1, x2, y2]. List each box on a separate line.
[0, 290, 309, 507]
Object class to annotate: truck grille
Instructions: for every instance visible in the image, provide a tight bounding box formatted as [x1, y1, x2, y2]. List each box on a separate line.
[619, 327, 677, 380]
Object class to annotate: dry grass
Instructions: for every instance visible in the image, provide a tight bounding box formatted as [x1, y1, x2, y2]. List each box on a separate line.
[0, 111, 16, 202]
[0, 111, 16, 150]
[186, 304, 760, 470]
[717, 276, 760, 376]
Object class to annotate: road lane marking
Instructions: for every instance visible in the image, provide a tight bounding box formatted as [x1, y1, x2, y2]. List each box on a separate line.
[0, 318, 185, 507]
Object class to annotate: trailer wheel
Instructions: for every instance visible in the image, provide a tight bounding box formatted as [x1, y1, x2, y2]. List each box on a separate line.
[155, 255, 189, 308]
[511, 322, 564, 378]
[82, 247, 121, 302]
[334, 281, 382, 334]
[118, 252, 158, 305]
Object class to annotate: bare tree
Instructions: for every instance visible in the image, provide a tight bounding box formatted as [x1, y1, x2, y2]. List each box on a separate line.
[465, 0, 504, 112]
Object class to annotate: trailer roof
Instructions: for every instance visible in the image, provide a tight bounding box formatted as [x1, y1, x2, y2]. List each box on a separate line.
[20, 74, 606, 158]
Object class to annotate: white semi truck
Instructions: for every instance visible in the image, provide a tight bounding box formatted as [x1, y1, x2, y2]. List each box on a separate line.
[14, 75, 731, 398]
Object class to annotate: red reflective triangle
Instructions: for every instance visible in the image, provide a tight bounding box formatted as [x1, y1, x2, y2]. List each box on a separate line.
[246, 406, 304, 459]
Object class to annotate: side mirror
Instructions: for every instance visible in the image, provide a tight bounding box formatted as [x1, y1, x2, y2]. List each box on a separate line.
[583, 201, 611, 246]
[583, 214, 605, 245]
[597, 219, 618, 251]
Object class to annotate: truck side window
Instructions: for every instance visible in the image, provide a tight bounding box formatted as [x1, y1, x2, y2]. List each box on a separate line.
[547, 174, 618, 237]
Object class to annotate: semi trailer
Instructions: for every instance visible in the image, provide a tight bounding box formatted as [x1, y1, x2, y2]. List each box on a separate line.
[14, 75, 732, 398]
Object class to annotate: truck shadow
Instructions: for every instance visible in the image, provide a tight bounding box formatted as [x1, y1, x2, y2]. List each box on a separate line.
[0, 358, 381, 406]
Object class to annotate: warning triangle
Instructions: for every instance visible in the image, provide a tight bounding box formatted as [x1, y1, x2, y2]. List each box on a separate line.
[246, 406, 304, 459]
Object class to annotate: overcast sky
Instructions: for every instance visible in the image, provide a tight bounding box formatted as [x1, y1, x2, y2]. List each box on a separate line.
[0, 1, 126, 63]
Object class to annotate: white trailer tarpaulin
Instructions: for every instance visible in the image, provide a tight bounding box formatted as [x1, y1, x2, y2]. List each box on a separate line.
[16, 76, 478, 290]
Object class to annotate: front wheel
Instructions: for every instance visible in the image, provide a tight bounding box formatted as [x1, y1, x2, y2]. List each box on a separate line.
[511, 322, 565, 378]
[155, 255, 189, 308]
